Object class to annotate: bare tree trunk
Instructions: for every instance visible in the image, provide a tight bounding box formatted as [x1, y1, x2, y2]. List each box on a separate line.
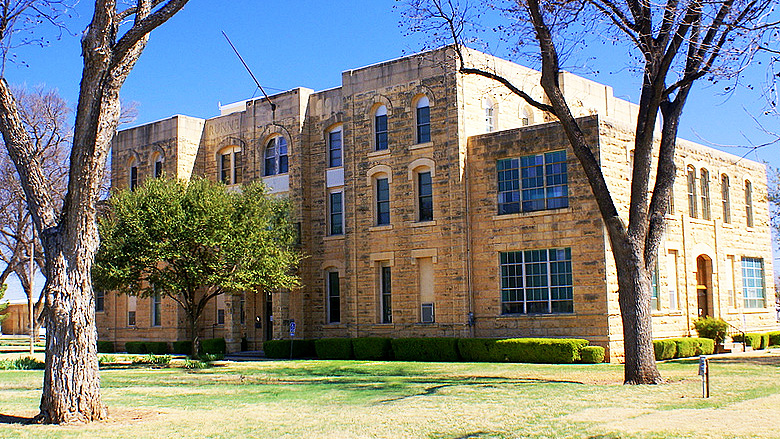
[188, 310, 200, 357]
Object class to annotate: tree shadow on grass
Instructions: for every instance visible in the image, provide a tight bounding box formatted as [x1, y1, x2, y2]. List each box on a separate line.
[670, 355, 779, 367]
[0, 414, 34, 424]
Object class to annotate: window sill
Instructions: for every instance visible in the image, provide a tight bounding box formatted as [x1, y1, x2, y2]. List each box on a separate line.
[370, 224, 393, 231]
[721, 222, 734, 229]
[742, 308, 771, 314]
[410, 220, 437, 228]
[409, 142, 433, 151]
[688, 217, 714, 226]
[368, 149, 391, 158]
[651, 311, 684, 317]
[497, 312, 576, 319]
[493, 207, 571, 221]
[323, 234, 345, 242]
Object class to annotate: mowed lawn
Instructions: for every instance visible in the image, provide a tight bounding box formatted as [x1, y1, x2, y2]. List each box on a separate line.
[0, 352, 778, 438]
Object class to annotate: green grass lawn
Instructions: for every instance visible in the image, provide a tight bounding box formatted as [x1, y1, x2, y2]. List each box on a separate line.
[0, 352, 778, 438]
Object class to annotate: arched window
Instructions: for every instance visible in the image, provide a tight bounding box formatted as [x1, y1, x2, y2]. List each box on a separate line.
[151, 152, 164, 178]
[327, 125, 343, 168]
[264, 136, 288, 176]
[482, 97, 495, 133]
[721, 174, 730, 224]
[700, 168, 710, 220]
[745, 180, 753, 227]
[520, 106, 532, 126]
[128, 157, 138, 190]
[325, 269, 340, 324]
[374, 105, 388, 151]
[686, 165, 697, 218]
[408, 158, 435, 222]
[415, 96, 430, 144]
[218, 146, 242, 185]
[368, 165, 392, 226]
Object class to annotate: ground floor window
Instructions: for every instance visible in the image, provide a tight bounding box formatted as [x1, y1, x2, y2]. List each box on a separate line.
[742, 257, 765, 309]
[380, 264, 392, 323]
[500, 248, 573, 314]
[327, 271, 340, 324]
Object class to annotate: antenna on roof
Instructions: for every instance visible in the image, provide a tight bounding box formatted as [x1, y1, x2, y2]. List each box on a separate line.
[222, 31, 276, 114]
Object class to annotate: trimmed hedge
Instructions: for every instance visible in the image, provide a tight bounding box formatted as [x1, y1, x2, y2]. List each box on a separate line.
[263, 339, 316, 359]
[768, 331, 780, 347]
[580, 346, 605, 364]
[97, 341, 114, 353]
[315, 338, 353, 359]
[200, 338, 226, 355]
[173, 340, 192, 355]
[672, 338, 697, 358]
[653, 339, 677, 361]
[391, 338, 460, 362]
[124, 341, 169, 354]
[458, 338, 589, 364]
[693, 337, 715, 355]
[352, 337, 392, 360]
[734, 333, 767, 349]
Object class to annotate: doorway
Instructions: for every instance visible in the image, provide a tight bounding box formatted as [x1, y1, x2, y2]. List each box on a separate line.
[696, 255, 712, 318]
[264, 291, 273, 341]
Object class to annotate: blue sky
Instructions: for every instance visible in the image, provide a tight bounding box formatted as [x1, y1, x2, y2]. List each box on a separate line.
[2, 1, 778, 301]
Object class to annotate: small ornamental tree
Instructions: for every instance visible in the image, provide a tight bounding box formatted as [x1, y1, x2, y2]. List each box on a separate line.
[0, 284, 8, 322]
[93, 177, 301, 355]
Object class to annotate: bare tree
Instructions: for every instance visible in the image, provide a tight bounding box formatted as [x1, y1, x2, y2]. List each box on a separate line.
[0, 0, 190, 423]
[404, 0, 778, 384]
[0, 86, 69, 336]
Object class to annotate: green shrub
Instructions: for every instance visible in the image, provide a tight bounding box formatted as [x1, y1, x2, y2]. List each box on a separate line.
[173, 340, 192, 355]
[693, 317, 728, 344]
[458, 338, 588, 364]
[131, 354, 171, 367]
[200, 338, 226, 355]
[263, 339, 316, 359]
[315, 338, 353, 360]
[653, 339, 677, 361]
[760, 333, 770, 350]
[457, 338, 496, 362]
[144, 341, 169, 355]
[580, 346, 605, 364]
[352, 337, 392, 360]
[0, 357, 45, 370]
[97, 341, 114, 353]
[693, 337, 715, 355]
[768, 331, 780, 347]
[125, 341, 145, 354]
[742, 333, 770, 350]
[672, 338, 697, 358]
[391, 338, 460, 362]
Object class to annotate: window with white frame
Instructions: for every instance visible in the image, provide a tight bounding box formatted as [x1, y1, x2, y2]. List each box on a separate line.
[483, 97, 495, 132]
[328, 126, 342, 168]
[375, 105, 388, 151]
[687, 165, 697, 218]
[264, 136, 288, 176]
[415, 96, 430, 144]
[327, 270, 340, 324]
[379, 263, 392, 323]
[666, 251, 679, 311]
[218, 146, 242, 185]
[500, 248, 573, 314]
[650, 260, 660, 311]
[742, 257, 764, 308]
[745, 180, 754, 227]
[497, 151, 568, 214]
[700, 168, 711, 220]
[329, 191, 343, 236]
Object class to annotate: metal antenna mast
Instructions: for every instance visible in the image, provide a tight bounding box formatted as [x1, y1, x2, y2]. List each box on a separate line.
[222, 31, 276, 112]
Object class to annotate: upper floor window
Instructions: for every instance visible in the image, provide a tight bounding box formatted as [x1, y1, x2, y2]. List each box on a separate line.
[218, 146, 242, 185]
[129, 158, 138, 190]
[415, 96, 431, 144]
[483, 97, 495, 133]
[375, 105, 388, 151]
[741, 257, 764, 308]
[745, 180, 754, 227]
[151, 294, 162, 327]
[376, 177, 390, 225]
[500, 248, 573, 314]
[520, 106, 532, 126]
[328, 126, 343, 168]
[329, 191, 343, 236]
[152, 153, 163, 178]
[264, 136, 288, 176]
[418, 171, 433, 222]
[686, 165, 697, 218]
[721, 174, 730, 224]
[497, 150, 568, 215]
[700, 168, 710, 220]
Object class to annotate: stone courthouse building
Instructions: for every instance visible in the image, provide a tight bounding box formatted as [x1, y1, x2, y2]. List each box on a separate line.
[98, 47, 777, 361]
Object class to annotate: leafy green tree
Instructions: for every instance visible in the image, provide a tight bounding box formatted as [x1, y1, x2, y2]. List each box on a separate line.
[93, 177, 301, 355]
[0, 283, 8, 323]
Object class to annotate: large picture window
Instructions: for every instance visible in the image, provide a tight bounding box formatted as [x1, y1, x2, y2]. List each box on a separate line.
[497, 151, 568, 214]
[500, 248, 573, 314]
[742, 257, 765, 309]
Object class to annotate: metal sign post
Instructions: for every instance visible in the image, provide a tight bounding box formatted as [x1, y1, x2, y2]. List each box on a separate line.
[288, 320, 296, 360]
[698, 356, 710, 398]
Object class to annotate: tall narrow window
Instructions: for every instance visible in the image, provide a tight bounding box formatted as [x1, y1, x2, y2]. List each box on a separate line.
[666, 251, 679, 311]
[416, 96, 430, 144]
[219, 146, 242, 184]
[376, 178, 390, 225]
[745, 180, 754, 227]
[127, 296, 136, 326]
[726, 255, 736, 307]
[650, 261, 660, 311]
[154, 156, 163, 178]
[418, 257, 435, 323]
[418, 171, 433, 221]
[327, 271, 340, 324]
[264, 136, 288, 176]
[700, 168, 711, 220]
[742, 257, 764, 308]
[380, 264, 392, 323]
[151, 294, 162, 327]
[329, 191, 343, 236]
[520, 106, 532, 126]
[687, 166, 697, 218]
[483, 97, 495, 132]
[129, 164, 138, 190]
[328, 128, 342, 168]
[721, 174, 731, 224]
[95, 290, 105, 313]
[375, 105, 388, 151]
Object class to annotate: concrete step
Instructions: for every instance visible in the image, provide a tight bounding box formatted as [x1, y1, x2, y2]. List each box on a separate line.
[224, 350, 267, 361]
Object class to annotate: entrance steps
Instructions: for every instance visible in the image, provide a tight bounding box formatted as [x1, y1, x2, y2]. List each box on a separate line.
[224, 350, 268, 361]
